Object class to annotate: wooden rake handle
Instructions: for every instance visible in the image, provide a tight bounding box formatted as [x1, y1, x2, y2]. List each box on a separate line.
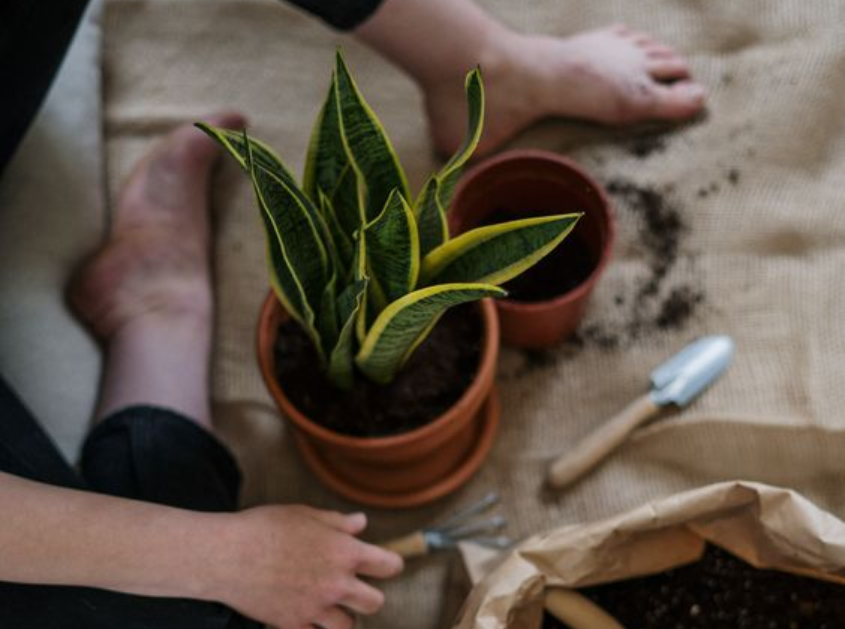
[380, 531, 429, 559]
[547, 394, 661, 489]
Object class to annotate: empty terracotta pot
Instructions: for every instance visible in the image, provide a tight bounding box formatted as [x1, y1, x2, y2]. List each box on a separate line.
[450, 149, 616, 348]
[256, 294, 500, 509]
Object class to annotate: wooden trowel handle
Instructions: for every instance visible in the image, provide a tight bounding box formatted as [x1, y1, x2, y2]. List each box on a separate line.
[547, 394, 661, 489]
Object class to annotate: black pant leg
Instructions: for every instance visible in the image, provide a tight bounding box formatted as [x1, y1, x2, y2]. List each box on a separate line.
[80, 406, 242, 511]
[284, 0, 385, 30]
[0, 387, 259, 629]
[0, 375, 84, 488]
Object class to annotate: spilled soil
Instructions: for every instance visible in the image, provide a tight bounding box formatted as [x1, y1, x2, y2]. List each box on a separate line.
[514, 163, 743, 373]
[569, 177, 705, 351]
[544, 545, 845, 629]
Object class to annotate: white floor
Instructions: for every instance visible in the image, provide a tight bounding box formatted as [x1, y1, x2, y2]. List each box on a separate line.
[0, 0, 105, 461]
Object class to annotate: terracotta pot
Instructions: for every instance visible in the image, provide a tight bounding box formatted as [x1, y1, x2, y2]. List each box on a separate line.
[257, 294, 501, 509]
[450, 149, 616, 348]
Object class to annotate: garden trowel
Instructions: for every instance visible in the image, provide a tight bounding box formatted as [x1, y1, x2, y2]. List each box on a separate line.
[547, 335, 735, 490]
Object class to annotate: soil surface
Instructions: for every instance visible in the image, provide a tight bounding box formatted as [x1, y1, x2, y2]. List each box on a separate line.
[481, 209, 598, 302]
[273, 304, 482, 438]
[543, 545, 845, 629]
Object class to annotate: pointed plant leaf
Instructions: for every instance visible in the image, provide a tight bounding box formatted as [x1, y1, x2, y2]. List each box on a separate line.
[420, 214, 582, 287]
[316, 272, 339, 361]
[327, 279, 367, 390]
[436, 68, 485, 211]
[330, 164, 365, 246]
[365, 189, 420, 308]
[259, 203, 313, 336]
[414, 176, 449, 257]
[334, 51, 410, 221]
[355, 283, 505, 384]
[352, 230, 371, 346]
[303, 75, 348, 204]
[245, 134, 330, 351]
[195, 122, 297, 187]
[243, 139, 321, 357]
[318, 190, 355, 275]
[198, 123, 338, 270]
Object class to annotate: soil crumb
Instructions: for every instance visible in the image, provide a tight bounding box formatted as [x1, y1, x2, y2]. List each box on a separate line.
[544, 545, 845, 629]
[627, 132, 668, 158]
[274, 304, 481, 437]
[603, 178, 704, 338]
[530, 178, 707, 363]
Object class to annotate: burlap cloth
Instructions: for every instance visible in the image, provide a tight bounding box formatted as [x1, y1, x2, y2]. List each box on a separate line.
[102, 1, 845, 627]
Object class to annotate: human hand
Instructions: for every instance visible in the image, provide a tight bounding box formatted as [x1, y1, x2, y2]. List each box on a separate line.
[204, 505, 403, 629]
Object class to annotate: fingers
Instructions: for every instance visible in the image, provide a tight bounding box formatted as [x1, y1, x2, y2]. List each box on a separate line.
[313, 606, 355, 629]
[354, 542, 404, 579]
[302, 507, 368, 535]
[341, 579, 386, 615]
[647, 81, 707, 119]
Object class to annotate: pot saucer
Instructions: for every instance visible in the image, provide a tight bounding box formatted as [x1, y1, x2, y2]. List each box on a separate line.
[294, 389, 500, 509]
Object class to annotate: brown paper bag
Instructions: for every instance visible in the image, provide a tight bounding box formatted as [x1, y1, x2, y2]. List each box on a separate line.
[452, 481, 845, 629]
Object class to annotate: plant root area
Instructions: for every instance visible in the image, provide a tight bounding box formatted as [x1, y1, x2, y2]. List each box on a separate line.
[274, 304, 482, 437]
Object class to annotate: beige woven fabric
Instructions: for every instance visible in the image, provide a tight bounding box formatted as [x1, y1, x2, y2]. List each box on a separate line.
[102, 1, 845, 626]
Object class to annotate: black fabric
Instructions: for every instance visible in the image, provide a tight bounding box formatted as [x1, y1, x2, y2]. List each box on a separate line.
[0, 0, 91, 178]
[287, 0, 385, 30]
[0, 376, 261, 629]
[0, 0, 385, 177]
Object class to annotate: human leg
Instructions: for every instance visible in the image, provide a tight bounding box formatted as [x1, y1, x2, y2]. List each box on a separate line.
[354, 0, 706, 157]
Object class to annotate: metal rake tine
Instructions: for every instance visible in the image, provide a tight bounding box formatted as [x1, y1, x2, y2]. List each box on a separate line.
[435, 492, 500, 533]
[443, 515, 507, 540]
[469, 535, 514, 550]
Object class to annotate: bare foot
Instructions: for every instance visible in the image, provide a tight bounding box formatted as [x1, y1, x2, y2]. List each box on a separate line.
[70, 112, 245, 423]
[425, 25, 706, 157]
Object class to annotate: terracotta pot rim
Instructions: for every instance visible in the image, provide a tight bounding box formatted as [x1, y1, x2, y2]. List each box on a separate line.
[257, 295, 499, 451]
[293, 389, 500, 509]
[456, 149, 617, 313]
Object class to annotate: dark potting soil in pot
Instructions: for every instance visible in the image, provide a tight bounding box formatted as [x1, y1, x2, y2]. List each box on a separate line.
[480, 209, 597, 302]
[543, 545, 845, 629]
[273, 304, 482, 438]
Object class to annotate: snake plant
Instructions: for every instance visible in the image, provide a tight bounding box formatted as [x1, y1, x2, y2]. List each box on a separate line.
[197, 51, 580, 388]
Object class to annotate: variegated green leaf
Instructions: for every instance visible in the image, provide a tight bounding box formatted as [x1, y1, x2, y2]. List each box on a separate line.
[316, 272, 339, 362]
[355, 283, 505, 384]
[334, 51, 410, 221]
[198, 124, 338, 263]
[246, 136, 330, 351]
[195, 122, 297, 187]
[420, 214, 582, 287]
[436, 68, 484, 211]
[414, 176, 449, 257]
[259, 201, 313, 337]
[365, 189, 420, 309]
[318, 190, 355, 275]
[352, 230, 371, 345]
[327, 279, 367, 390]
[303, 75, 348, 204]
[330, 164, 365, 245]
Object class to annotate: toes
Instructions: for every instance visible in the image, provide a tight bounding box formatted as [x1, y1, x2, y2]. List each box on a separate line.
[644, 43, 680, 59]
[647, 58, 691, 81]
[203, 111, 247, 130]
[646, 81, 707, 120]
